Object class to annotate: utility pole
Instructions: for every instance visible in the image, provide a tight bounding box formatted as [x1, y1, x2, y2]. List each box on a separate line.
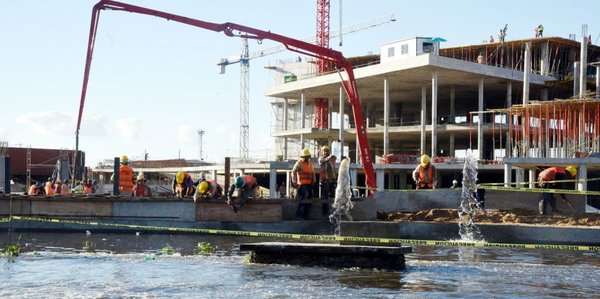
[198, 129, 205, 161]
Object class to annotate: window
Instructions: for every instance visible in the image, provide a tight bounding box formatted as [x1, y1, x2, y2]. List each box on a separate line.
[423, 42, 434, 53]
[401, 44, 408, 55]
[387, 47, 395, 57]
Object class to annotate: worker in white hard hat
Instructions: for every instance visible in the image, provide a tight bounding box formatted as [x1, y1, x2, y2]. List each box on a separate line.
[451, 179, 459, 189]
[291, 148, 316, 219]
[412, 154, 437, 189]
[133, 173, 152, 197]
[318, 145, 337, 199]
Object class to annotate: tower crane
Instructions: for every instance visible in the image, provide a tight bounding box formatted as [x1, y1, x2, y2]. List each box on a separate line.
[75, 0, 379, 195]
[217, 13, 395, 160]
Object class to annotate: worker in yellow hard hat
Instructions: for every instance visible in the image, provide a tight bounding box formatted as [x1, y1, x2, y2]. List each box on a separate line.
[194, 179, 223, 202]
[412, 154, 437, 189]
[133, 172, 152, 197]
[291, 148, 316, 219]
[110, 155, 134, 197]
[172, 171, 195, 198]
[537, 165, 577, 215]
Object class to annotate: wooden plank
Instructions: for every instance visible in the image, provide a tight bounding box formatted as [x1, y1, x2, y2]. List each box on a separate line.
[196, 201, 282, 222]
[31, 201, 112, 216]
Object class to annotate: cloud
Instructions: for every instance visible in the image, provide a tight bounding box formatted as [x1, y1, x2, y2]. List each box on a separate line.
[114, 117, 143, 139]
[16, 111, 73, 136]
[80, 113, 108, 136]
[0, 128, 6, 139]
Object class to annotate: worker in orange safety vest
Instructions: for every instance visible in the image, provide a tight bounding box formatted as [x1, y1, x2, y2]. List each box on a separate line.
[292, 148, 316, 219]
[412, 154, 437, 189]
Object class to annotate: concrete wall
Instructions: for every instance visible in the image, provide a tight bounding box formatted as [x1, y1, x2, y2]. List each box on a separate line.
[486, 190, 586, 214]
[376, 189, 462, 212]
[340, 221, 600, 246]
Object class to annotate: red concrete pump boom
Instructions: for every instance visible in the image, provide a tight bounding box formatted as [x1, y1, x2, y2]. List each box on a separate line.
[75, 0, 376, 195]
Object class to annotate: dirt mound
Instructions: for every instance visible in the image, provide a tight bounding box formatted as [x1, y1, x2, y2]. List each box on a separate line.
[379, 209, 600, 226]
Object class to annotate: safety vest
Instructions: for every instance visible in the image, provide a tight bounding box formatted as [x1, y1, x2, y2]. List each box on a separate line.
[296, 160, 315, 185]
[45, 182, 55, 195]
[418, 164, 434, 188]
[538, 166, 566, 182]
[119, 165, 134, 192]
[134, 184, 151, 197]
[241, 175, 257, 189]
[28, 185, 39, 195]
[83, 183, 93, 194]
[320, 157, 337, 182]
[60, 185, 69, 195]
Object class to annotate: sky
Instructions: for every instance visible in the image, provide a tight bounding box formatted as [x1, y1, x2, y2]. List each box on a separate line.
[1, 0, 599, 167]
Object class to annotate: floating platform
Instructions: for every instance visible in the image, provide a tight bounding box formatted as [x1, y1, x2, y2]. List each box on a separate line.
[239, 242, 412, 270]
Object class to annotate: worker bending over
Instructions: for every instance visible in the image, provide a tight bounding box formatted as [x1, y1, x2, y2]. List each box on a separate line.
[537, 165, 577, 215]
[173, 171, 195, 198]
[227, 175, 259, 213]
[194, 179, 223, 202]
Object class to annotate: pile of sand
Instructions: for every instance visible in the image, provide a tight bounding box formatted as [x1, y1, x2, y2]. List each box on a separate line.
[380, 209, 600, 226]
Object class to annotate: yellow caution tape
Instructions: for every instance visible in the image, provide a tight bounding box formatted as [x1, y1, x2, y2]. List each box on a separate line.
[3, 216, 599, 252]
[480, 185, 600, 196]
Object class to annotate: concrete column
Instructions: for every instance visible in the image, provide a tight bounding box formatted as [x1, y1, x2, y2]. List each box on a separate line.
[431, 71, 438, 158]
[383, 77, 390, 156]
[523, 42, 531, 105]
[540, 88, 548, 100]
[580, 29, 588, 99]
[515, 168, 524, 188]
[376, 168, 384, 191]
[350, 167, 358, 195]
[577, 164, 587, 191]
[540, 41, 550, 76]
[504, 163, 512, 187]
[449, 133, 455, 157]
[450, 86, 455, 122]
[399, 171, 407, 189]
[420, 86, 427, 154]
[269, 164, 277, 198]
[113, 157, 119, 195]
[574, 62, 580, 97]
[300, 92, 305, 149]
[211, 170, 218, 184]
[283, 98, 289, 160]
[478, 79, 484, 160]
[506, 81, 513, 157]
[339, 87, 345, 149]
[286, 170, 291, 198]
[528, 169, 536, 189]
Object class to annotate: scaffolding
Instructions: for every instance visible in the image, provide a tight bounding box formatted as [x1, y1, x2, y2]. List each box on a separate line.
[492, 92, 600, 159]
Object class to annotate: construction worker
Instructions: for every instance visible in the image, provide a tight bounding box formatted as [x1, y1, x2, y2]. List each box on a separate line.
[412, 154, 437, 189]
[227, 175, 259, 213]
[292, 148, 317, 219]
[318, 145, 337, 199]
[28, 181, 41, 195]
[111, 155, 134, 197]
[194, 179, 223, 202]
[82, 178, 93, 194]
[172, 171, 195, 197]
[44, 177, 55, 195]
[451, 179, 459, 189]
[535, 24, 544, 38]
[537, 165, 577, 215]
[133, 173, 152, 197]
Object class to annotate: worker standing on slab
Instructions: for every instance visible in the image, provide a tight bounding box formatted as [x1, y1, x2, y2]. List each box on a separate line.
[412, 154, 437, 190]
[318, 145, 337, 199]
[227, 175, 259, 213]
[112, 155, 134, 197]
[537, 165, 577, 215]
[44, 177, 55, 195]
[535, 24, 544, 38]
[173, 171, 195, 198]
[194, 179, 223, 202]
[292, 148, 317, 219]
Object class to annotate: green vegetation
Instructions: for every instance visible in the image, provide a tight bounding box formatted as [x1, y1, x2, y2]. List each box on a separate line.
[2, 244, 21, 257]
[160, 243, 175, 255]
[193, 242, 214, 255]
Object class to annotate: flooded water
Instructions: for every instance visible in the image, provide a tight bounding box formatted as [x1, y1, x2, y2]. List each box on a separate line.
[1, 232, 600, 298]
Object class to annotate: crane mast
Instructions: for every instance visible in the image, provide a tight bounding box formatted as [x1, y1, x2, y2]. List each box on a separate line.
[240, 38, 250, 161]
[75, 0, 377, 195]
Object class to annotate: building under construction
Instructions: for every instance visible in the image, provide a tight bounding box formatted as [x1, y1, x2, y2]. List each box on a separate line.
[266, 35, 600, 190]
